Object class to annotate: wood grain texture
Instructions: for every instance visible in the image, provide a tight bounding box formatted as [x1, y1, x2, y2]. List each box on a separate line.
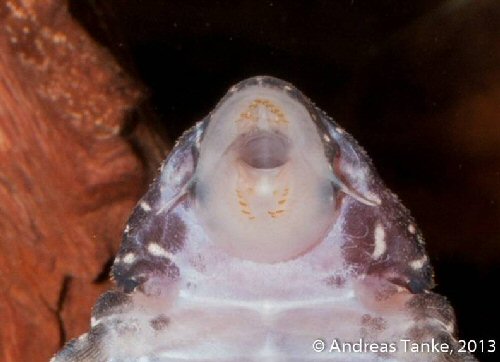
[0, 1, 148, 360]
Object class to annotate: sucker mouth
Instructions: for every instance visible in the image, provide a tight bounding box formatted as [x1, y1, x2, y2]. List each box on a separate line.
[237, 131, 290, 170]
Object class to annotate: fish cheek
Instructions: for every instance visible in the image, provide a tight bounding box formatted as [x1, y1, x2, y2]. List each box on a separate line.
[111, 122, 202, 292]
[320, 115, 433, 293]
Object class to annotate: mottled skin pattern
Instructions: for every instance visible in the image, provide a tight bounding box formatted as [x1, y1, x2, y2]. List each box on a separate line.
[53, 77, 476, 361]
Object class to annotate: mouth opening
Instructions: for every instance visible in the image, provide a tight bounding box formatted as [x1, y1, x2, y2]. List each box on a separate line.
[238, 132, 290, 169]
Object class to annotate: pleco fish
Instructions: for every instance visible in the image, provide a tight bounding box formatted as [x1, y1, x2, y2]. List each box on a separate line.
[53, 76, 477, 362]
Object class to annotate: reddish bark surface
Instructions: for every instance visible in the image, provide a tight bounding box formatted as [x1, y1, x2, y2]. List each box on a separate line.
[0, 1, 148, 360]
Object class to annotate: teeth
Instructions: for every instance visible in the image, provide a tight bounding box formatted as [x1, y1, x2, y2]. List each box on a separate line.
[237, 98, 288, 128]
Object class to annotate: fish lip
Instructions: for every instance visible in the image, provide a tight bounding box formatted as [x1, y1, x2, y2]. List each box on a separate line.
[228, 76, 313, 110]
[206, 75, 334, 169]
[234, 130, 290, 170]
[224, 75, 329, 140]
[230, 75, 298, 94]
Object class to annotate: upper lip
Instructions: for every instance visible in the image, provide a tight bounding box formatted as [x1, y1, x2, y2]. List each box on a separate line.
[236, 130, 290, 170]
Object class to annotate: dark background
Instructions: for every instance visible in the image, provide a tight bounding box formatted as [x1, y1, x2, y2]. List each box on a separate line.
[69, 1, 499, 360]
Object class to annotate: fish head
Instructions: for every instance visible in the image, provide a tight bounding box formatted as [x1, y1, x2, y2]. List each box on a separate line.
[194, 78, 337, 263]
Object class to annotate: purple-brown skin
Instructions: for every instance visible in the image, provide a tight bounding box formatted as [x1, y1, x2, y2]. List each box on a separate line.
[53, 76, 477, 361]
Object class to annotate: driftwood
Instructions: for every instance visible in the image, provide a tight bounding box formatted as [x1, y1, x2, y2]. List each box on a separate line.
[0, 1, 158, 361]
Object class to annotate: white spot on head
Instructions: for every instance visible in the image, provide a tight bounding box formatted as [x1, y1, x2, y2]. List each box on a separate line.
[323, 133, 331, 142]
[229, 85, 238, 93]
[148, 243, 174, 260]
[366, 192, 382, 206]
[335, 127, 344, 134]
[160, 160, 167, 173]
[408, 224, 416, 234]
[195, 121, 204, 147]
[77, 333, 88, 342]
[123, 253, 136, 264]
[124, 224, 130, 233]
[372, 224, 386, 259]
[90, 317, 101, 327]
[445, 321, 455, 334]
[283, 85, 292, 91]
[417, 234, 425, 245]
[409, 255, 428, 270]
[395, 285, 406, 292]
[140, 201, 152, 212]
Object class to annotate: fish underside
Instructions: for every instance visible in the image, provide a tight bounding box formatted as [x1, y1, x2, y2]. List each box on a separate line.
[53, 76, 477, 362]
